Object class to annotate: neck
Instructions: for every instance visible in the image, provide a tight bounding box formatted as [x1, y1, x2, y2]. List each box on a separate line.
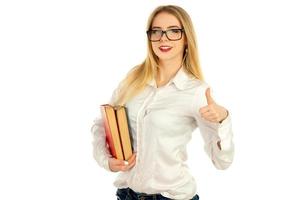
[157, 57, 182, 82]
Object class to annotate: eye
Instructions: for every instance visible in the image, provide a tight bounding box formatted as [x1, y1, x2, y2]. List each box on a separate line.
[170, 29, 181, 33]
[151, 30, 161, 34]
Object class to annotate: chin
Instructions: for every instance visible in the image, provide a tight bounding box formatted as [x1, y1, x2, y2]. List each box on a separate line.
[154, 49, 183, 62]
[158, 56, 173, 61]
[156, 53, 176, 61]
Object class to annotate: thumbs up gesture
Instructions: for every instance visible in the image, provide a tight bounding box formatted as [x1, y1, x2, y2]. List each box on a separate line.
[199, 87, 229, 123]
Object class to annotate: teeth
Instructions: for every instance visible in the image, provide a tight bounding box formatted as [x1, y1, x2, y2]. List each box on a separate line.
[160, 46, 171, 50]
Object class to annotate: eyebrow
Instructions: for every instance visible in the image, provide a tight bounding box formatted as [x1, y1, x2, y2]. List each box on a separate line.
[151, 25, 181, 29]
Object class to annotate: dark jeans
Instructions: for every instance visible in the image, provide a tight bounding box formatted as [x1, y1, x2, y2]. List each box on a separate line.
[116, 187, 200, 200]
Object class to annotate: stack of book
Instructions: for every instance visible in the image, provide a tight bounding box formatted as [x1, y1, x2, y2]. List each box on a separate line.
[100, 104, 133, 161]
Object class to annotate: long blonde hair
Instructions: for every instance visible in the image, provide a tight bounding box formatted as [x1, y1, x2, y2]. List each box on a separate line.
[113, 5, 205, 106]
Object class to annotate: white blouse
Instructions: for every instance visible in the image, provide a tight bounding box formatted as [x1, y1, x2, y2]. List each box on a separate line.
[91, 66, 234, 200]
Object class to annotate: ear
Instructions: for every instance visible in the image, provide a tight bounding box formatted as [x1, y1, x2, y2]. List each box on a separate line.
[184, 43, 188, 52]
[184, 44, 188, 53]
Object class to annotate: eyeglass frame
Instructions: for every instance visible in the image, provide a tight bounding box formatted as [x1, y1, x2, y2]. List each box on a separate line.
[146, 28, 185, 42]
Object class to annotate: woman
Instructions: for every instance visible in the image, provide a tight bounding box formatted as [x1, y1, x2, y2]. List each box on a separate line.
[91, 5, 234, 200]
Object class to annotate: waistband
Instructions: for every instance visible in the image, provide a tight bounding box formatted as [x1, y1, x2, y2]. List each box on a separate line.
[117, 187, 199, 200]
[128, 187, 162, 199]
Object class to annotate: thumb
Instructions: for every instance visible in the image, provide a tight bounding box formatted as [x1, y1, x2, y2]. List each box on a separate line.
[205, 87, 215, 105]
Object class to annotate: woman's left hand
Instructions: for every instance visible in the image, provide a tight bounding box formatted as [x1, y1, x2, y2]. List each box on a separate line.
[199, 88, 228, 123]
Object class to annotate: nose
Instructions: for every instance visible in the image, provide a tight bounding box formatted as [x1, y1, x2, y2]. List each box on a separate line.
[160, 31, 168, 41]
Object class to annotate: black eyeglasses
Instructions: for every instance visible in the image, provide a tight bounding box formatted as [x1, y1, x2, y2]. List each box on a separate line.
[146, 28, 184, 42]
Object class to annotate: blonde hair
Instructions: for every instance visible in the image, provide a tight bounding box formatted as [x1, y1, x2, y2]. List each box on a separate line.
[113, 5, 205, 106]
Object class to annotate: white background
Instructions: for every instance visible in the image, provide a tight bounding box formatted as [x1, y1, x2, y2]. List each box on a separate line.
[1, 0, 300, 199]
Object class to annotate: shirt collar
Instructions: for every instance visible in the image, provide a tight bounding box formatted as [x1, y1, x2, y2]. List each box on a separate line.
[147, 66, 191, 90]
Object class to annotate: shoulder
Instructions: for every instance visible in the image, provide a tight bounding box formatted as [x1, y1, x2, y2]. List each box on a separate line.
[184, 77, 210, 92]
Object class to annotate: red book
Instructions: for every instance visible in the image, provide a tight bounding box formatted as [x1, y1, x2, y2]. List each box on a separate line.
[100, 104, 133, 161]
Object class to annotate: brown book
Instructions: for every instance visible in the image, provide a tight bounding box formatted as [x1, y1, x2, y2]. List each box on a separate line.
[100, 104, 133, 161]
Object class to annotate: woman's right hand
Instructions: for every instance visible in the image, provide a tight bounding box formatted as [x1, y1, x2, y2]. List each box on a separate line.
[108, 152, 136, 172]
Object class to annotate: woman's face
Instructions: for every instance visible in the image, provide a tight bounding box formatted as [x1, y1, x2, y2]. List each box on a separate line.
[150, 12, 186, 63]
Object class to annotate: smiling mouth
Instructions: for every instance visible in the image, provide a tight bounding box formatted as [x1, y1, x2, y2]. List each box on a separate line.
[159, 46, 172, 52]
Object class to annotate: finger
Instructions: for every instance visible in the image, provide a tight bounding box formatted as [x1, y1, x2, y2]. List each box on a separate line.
[123, 154, 137, 170]
[121, 163, 132, 171]
[204, 110, 219, 118]
[127, 160, 136, 169]
[204, 115, 219, 122]
[201, 114, 215, 121]
[200, 108, 216, 117]
[124, 154, 136, 166]
[201, 111, 215, 117]
[127, 159, 136, 169]
[199, 106, 210, 114]
[202, 112, 218, 121]
[118, 165, 127, 171]
[123, 160, 136, 171]
[128, 153, 136, 163]
[112, 159, 126, 166]
[128, 157, 136, 166]
[205, 87, 215, 105]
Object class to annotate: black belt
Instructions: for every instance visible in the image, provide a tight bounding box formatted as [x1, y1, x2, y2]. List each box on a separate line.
[128, 187, 163, 200]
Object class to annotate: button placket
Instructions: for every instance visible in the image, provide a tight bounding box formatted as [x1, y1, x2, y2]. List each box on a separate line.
[134, 89, 156, 188]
